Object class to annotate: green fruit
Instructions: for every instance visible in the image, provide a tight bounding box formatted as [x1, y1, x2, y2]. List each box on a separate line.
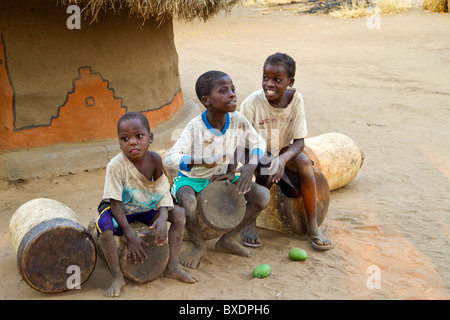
[289, 248, 308, 261]
[252, 264, 271, 278]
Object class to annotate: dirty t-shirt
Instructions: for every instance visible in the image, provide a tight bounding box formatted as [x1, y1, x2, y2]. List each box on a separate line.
[102, 151, 173, 214]
[164, 111, 266, 180]
[240, 89, 308, 156]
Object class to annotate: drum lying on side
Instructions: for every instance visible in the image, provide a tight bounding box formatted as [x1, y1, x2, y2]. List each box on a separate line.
[9, 198, 96, 293]
[303, 132, 364, 191]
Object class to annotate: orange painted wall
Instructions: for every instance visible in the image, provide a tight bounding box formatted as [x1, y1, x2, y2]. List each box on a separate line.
[0, 39, 184, 152]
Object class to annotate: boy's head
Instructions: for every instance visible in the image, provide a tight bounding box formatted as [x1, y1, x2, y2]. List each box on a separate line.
[264, 52, 296, 79]
[195, 71, 236, 112]
[117, 112, 151, 135]
[263, 53, 296, 102]
[117, 112, 153, 160]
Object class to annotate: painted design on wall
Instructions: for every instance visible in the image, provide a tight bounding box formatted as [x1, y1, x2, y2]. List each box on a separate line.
[0, 36, 183, 152]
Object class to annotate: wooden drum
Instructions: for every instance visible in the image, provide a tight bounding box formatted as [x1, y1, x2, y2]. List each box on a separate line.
[303, 132, 364, 191]
[257, 167, 330, 235]
[88, 219, 169, 284]
[257, 132, 363, 235]
[9, 198, 96, 293]
[190, 180, 246, 241]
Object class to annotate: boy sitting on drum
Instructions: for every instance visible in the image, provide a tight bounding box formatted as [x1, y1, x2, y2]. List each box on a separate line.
[165, 71, 270, 269]
[95, 112, 197, 297]
[240, 53, 331, 251]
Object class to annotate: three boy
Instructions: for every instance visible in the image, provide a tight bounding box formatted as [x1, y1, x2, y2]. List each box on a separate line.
[94, 52, 330, 297]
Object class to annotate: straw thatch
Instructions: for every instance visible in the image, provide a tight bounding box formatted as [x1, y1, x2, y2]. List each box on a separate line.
[57, 0, 243, 23]
[423, 0, 448, 12]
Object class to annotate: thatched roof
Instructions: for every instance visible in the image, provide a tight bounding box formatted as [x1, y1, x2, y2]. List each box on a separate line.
[423, 0, 448, 12]
[57, 0, 242, 23]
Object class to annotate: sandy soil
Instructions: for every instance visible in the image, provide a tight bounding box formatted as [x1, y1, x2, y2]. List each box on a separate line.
[0, 4, 449, 300]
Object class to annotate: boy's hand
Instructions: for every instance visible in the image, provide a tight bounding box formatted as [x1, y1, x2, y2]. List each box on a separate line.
[233, 164, 257, 195]
[149, 208, 168, 246]
[210, 171, 236, 183]
[126, 233, 149, 264]
[268, 155, 287, 184]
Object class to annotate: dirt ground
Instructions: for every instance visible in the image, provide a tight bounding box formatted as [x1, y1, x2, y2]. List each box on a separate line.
[0, 4, 449, 300]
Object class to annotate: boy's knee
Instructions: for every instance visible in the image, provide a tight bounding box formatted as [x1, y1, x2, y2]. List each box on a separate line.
[295, 153, 314, 174]
[98, 229, 114, 246]
[260, 186, 271, 208]
[177, 193, 197, 215]
[250, 185, 270, 210]
[295, 152, 310, 165]
[170, 206, 186, 225]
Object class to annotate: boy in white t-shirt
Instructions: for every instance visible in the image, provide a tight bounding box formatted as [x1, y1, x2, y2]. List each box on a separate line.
[165, 71, 270, 269]
[240, 53, 331, 251]
[95, 112, 197, 297]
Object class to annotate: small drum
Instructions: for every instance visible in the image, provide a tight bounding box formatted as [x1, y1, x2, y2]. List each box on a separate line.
[9, 198, 96, 293]
[88, 219, 169, 284]
[257, 167, 330, 235]
[185, 180, 246, 241]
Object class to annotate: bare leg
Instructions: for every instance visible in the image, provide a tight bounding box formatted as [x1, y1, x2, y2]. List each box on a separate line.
[287, 153, 331, 250]
[177, 186, 207, 269]
[98, 229, 127, 297]
[215, 182, 270, 256]
[163, 206, 198, 282]
[241, 179, 273, 247]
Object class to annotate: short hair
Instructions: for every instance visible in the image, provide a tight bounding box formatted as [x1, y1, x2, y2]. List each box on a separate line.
[264, 53, 296, 78]
[195, 70, 230, 103]
[117, 112, 151, 134]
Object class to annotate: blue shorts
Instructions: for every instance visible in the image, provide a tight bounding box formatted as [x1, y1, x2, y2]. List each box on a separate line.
[95, 205, 158, 236]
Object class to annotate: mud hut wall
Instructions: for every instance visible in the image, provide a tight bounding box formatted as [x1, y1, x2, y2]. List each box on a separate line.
[0, 0, 183, 151]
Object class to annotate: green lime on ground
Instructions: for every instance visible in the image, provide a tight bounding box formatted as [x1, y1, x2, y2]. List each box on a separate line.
[252, 263, 271, 278]
[289, 248, 308, 261]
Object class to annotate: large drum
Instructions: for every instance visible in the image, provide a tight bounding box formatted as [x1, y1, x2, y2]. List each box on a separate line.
[184, 180, 247, 241]
[257, 133, 363, 234]
[9, 198, 96, 293]
[257, 167, 330, 235]
[303, 132, 364, 191]
[88, 219, 169, 284]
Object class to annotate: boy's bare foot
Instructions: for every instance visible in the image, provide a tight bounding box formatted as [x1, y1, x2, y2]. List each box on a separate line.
[215, 236, 254, 257]
[180, 246, 207, 269]
[104, 275, 127, 297]
[164, 265, 198, 283]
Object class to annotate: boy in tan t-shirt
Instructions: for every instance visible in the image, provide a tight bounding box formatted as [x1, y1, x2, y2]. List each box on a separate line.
[240, 52, 331, 251]
[94, 112, 197, 297]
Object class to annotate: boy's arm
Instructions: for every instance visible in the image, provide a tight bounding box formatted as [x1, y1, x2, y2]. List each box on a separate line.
[188, 153, 229, 168]
[109, 199, 149, 263]
[165, 122, 227, 172]
[164, 124, 193, 172]
[150, 206, 168, 246]
[209, 147, 243, 183]
[224, 114, 265, 194]
[149, 153, 171, 245]
[280, 138, 304, 161]
[269, 138, 304, 183]
[232, 146, 263, 194]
